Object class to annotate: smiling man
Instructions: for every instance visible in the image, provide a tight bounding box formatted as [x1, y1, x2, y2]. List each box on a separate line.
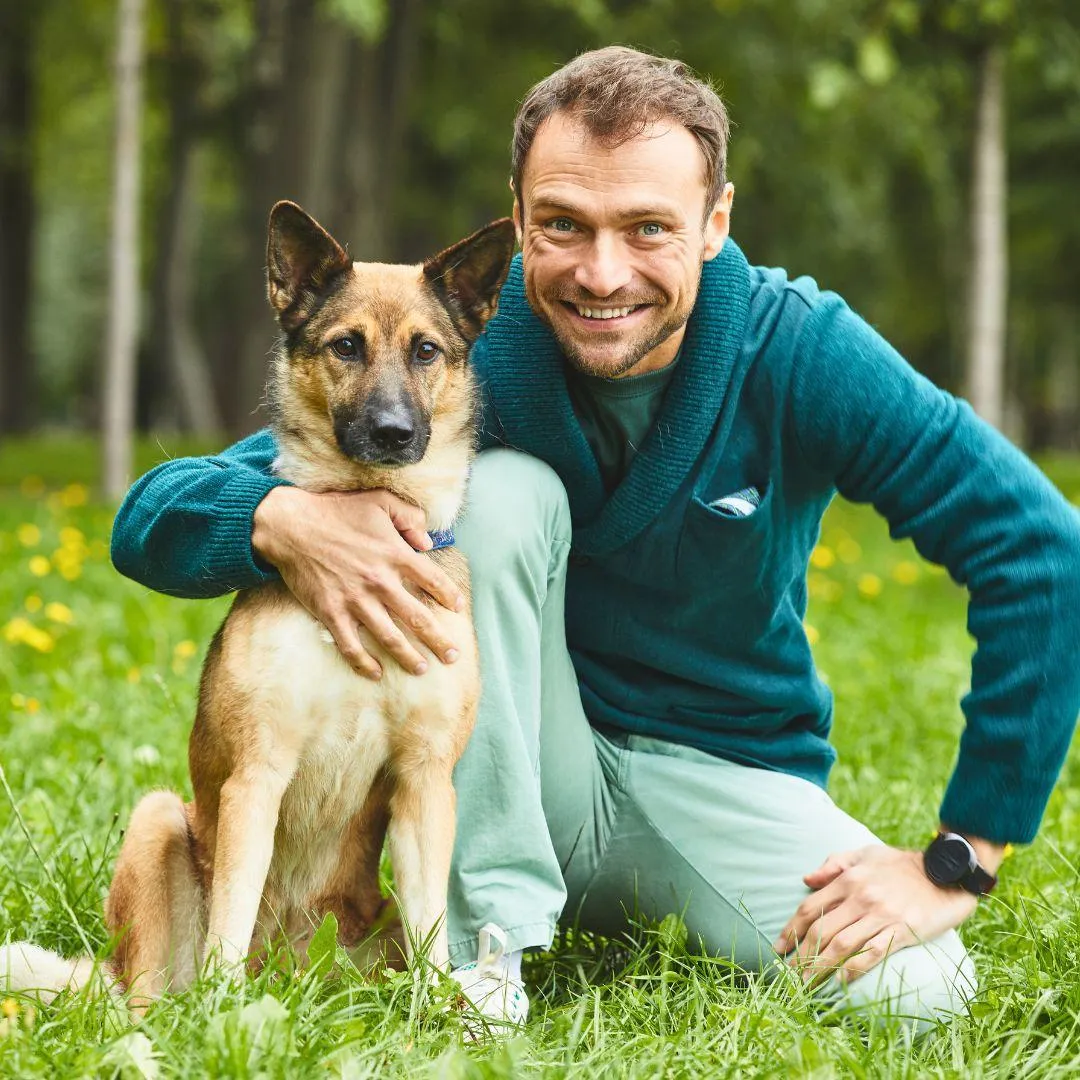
[112, 47, 1080, 1035]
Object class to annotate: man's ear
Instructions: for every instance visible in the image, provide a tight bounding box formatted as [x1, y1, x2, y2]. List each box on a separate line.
[512, 197, 523, 246]
[702, 182, 735, 262]
[267, 201, 351, 330]
[423, 218, 517, 342]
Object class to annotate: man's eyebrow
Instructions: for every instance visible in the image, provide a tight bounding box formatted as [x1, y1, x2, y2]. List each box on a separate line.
[529, 198, 680, 222]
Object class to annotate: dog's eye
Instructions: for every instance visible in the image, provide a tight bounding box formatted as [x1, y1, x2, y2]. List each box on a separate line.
[414, 341, 440, 365]
[331, 336, 359, 359]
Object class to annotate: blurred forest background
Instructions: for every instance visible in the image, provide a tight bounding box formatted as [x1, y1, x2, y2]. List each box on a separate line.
[1, 0, 1078, 496]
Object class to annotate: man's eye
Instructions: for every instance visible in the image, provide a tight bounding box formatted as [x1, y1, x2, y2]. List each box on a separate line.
[331, 336, 360, 359]
[549, 217, 576, 233]
[639, 222, 665, 237]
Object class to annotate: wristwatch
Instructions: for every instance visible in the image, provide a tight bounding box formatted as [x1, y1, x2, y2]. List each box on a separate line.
[923, 832, 998, 895]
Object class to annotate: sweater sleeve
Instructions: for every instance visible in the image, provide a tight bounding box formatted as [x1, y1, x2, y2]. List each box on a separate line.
[790, 294, 1080, 844]
[110, 429, 292, 599]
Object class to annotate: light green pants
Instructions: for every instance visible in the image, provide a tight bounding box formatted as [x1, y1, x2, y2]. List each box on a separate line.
[449, 448, 976, 1028]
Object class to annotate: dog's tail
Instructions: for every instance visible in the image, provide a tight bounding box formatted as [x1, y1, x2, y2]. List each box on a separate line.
[0, 942, 104, 1002]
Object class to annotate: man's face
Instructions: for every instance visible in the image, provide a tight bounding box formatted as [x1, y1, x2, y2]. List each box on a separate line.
[514, 111, 733, 378]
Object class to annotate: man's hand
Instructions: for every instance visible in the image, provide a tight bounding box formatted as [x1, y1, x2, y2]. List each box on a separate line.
[252, 485, 466, 680]
[772, 845, 979, 984]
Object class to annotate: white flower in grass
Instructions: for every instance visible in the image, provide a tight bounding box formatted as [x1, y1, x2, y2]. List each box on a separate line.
[132, 745, 160, 767]
[104, 1031, 160, 1079]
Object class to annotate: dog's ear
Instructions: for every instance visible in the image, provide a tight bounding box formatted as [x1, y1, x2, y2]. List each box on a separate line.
[267, 201, 351, 331]
[423, 219, 517, 343]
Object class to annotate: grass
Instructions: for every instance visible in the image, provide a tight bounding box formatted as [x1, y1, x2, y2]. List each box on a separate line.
[2, 436, 1080, 1077]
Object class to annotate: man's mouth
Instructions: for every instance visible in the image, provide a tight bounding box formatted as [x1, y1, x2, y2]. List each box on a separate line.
[562, 301, 647, 323]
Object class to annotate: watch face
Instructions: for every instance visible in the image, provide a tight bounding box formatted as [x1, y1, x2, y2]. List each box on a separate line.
[927, 835, 975, 885]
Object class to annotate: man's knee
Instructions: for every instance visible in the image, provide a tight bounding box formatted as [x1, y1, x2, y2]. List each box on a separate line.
[830, 930, 977, 1034]
[458, 449, 571, 577]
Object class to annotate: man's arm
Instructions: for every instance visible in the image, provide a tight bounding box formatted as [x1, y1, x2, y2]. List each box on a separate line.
[111, 429, 466, 678]
[774, 294, 1080, 980]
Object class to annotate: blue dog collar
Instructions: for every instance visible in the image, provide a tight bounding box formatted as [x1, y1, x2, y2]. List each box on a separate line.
[428, 527, 455, 550]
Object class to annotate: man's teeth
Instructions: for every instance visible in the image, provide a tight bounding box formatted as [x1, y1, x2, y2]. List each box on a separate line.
[574, 305, 637, 320]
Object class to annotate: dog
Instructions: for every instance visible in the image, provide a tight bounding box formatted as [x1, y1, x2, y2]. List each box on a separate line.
[1, 202, 517, 1009]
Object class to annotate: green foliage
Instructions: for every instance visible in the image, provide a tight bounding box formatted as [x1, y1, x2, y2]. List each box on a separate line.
[1, 445, 1079, 1074]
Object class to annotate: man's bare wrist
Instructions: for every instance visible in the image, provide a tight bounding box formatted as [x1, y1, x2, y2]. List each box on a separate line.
[252, 485, 304, 569]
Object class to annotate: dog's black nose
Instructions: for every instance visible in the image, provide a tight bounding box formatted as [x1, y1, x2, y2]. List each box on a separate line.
[369, 410, 416, 450]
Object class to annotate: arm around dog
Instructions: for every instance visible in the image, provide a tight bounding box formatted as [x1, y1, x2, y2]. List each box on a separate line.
[112, 430, 467, 679]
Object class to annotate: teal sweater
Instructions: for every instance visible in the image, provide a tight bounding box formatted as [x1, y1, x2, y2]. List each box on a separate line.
[112, 240, 1080, 845]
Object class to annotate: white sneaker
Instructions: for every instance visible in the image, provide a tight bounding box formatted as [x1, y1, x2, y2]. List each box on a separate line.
[451, 923, 529, 1040]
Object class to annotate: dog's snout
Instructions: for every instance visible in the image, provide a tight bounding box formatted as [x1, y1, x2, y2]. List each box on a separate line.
[370, 408, 416, 451]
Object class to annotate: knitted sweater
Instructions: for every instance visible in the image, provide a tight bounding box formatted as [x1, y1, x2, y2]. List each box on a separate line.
[111, 240, 1080, 844]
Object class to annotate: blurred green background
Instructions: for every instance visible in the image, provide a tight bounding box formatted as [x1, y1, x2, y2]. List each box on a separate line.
[1, 0, 1078, 465]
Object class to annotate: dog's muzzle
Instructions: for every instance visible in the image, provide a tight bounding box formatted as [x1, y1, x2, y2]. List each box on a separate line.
[334, 399, 431, 466]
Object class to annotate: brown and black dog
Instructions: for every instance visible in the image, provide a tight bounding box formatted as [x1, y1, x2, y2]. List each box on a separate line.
[1, 202, 516, 1009]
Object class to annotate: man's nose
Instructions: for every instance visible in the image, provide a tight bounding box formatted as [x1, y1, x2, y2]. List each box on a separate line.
[574, 233, 633, 298]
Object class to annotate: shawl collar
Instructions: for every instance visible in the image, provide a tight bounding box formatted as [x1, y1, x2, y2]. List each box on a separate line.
[479, 240, 752, 555]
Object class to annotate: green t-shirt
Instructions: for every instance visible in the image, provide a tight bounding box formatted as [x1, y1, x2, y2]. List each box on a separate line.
[566, 357, 680, 491]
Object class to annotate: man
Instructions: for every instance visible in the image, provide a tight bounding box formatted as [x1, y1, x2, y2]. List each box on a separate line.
[113, 47, 1080, 1033]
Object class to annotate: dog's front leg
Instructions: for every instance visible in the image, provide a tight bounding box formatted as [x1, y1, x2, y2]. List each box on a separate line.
[388, 766, 457, 974]
[206, 765, 293, 969]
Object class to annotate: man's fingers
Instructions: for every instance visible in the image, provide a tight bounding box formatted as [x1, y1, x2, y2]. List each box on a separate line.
[385, 592, 461, 665]
[773, 878, 848, 954]
[327, 618, 383, 681]
[401, 527, 434, 552]
[803, 849, 860, 889]
[399, 549, 466, 613]
[837, 928, 902, 984]
[355, 602, 430, 676]
[382, 492, 430, 537]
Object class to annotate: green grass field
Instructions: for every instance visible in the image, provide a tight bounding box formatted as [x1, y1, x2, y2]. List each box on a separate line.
[2, 438, 1079, 1078]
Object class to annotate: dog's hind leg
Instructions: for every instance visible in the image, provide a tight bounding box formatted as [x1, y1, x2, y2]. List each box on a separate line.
[106, 791, 205, 1011]
[387, 762, 458, 973]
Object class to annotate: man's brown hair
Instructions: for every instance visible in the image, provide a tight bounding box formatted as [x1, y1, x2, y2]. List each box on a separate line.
[511, 46, 731, 212]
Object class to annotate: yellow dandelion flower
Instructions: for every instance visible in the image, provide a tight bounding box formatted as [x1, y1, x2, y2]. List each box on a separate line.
[16, 523, 41, 547]
[11, 693, 25, 709]
[28, 555, 51, 577]
[837, 538, 862, 564]
[3, 618, 54, 653]
[127, 668, 141, 684]
[59, 483, 89, 508]
[25, 698, 40, 714]
[45, 602, 74, 625]
[174, 640, 198, 659]
[58, 563, 82, 582]
[24, 594, 43, 613]
[892, 561, 920, 585]
[1, 998, 17, 1019]
[19, 475, 45, 497]
[804, 622, 820, 646]
[59, 526, 84, 546]
[810, 545, 835, 569]
[858, 573, 883, 598]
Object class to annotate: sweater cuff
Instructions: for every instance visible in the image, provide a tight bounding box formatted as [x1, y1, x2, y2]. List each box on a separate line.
[939, 755, 1050, 845]
[202, 467, 293, 592]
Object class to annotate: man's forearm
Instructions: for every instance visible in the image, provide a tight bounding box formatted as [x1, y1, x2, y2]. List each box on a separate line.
[111, 430, 287, 598]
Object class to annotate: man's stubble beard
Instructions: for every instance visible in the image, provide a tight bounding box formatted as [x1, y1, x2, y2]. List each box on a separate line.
[523, 259, 704, 379]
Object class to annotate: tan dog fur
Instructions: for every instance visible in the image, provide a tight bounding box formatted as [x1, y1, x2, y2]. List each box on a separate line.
[1, 203, 516, 1010]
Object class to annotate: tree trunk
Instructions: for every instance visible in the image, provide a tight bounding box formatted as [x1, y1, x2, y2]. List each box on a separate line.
[147, 0, 222, 434]
[336, 0, 424, 261]
[0, 3, 36, 433]
[102, 0, 147, 498]
[965, 42, 1007, 430]
[228, 0, 292, 434]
